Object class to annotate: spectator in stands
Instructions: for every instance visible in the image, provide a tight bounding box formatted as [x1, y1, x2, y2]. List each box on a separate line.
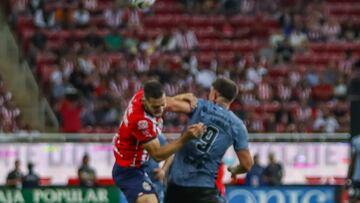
[78, 154, 96, 187]
[22, 162, 40, 188]
[57, 88, 82, 132]
[5, 0, 354, 133]
[139, 36, 157, 55]
[305, 17, 323, 42]
[289, 30, 307, 49]
[174, 25, 198, 51]
[246, 62, 267, 85]
[55, 7, 73, 29]
[6, 159, 23, 188]
[83, 0, 98, 11]
[72, 2, 90, 28]
[195, 67, 216, 88]
[155, 30, 177, 53]
[104, 6, 125, 28]
[340, 19, 359, 41]
[29, 0, 43, 14]
[221, 0, 240, 15]
[262, 153, 283, 186]
[28, 27, 47, 66]
[323, 61, 338, 85]
[305, 67, 320, 87]
[334, 76, 347, 99]
[312, 76, 334, 101]
[124, 7, 143, 32]
[313, 110, 339, 133]
[275, 39, 294, 63]
[93, 95, 118, 126]
[218, 18, 235, 40]
[278, 9, 294, 36]
[104, 28, 123, 52]
[30, 27, 47, 50]
[34, 4, 55, 28]
[245, 154, 264, 187]
[182, 51, 198, 75]
[269, 29, 285, 48]
[85, 26, 104, 50]
[50, 65, 66, 99]
[321, 17, 341, 42]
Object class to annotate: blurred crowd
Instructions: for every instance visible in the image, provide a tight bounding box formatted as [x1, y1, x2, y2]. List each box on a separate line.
[0, 75, 24, 133]
[3, 0, 359, 133]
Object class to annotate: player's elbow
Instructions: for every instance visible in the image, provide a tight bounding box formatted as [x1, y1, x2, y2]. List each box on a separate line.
[244, 162, 253, 172]
[243, 157, 254, 172]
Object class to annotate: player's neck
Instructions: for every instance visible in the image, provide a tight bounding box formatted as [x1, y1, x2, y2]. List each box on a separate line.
[215, 100, 230, 109]
[142, 103, 156, 118]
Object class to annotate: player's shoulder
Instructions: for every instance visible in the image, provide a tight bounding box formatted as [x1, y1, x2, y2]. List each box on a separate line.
[229, 112, 246, 129]
[197, 98, 209, 106]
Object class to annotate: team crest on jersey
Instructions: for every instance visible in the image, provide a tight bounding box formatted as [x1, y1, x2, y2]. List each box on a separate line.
[137, 120, 148, 130]
[142, 181, 152, 191]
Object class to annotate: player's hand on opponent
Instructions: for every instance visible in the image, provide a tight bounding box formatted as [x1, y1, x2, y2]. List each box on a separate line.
[181, 93, 198, 110]
[153, 168, 166, 183]
[227, 166, 237, 179]
[183, 123, 207, 140]
[175, 93, 198, 110]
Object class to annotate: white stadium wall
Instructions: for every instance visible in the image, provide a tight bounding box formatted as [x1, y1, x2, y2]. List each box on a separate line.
[0, 141, 349, 185]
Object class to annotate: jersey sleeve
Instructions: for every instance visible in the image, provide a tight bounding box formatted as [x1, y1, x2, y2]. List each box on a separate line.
[132, 117, 158, 143]
[232, 120, 249, 151]
[158, 134, 168, 146]
[190, 99, 207, 116]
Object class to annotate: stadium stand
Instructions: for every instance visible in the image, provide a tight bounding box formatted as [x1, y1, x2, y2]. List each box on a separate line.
[0, 75, 24, 132]
[5, 0, 358, 133]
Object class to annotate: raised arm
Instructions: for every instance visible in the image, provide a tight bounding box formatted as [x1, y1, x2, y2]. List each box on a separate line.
[165, 93, 198, 114]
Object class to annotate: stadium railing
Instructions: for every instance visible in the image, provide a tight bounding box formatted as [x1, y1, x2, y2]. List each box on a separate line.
[0, 132, 350, 143]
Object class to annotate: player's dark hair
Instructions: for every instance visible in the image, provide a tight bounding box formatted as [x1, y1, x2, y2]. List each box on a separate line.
[144, 80, 164, 99]
[212, 78, 238, 102]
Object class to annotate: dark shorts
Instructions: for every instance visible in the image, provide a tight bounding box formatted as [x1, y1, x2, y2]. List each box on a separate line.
[112, 163, 158, 203]
[164, 183, 226, 203]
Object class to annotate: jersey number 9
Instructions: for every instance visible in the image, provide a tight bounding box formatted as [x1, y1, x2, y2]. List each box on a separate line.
[196, 126, 219, 153]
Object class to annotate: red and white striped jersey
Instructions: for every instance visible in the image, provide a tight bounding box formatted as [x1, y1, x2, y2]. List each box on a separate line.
[113, 89, 163, 168]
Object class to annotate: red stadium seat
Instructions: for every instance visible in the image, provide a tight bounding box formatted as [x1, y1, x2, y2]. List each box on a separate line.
[16, 15, 34, 32]
[36, 53, 57, 67]
[39, 65, 56, 82]
[90, 16, 106, 27]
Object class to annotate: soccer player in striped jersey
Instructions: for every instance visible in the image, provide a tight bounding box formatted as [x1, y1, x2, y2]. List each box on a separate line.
[112, 80, 205, 203]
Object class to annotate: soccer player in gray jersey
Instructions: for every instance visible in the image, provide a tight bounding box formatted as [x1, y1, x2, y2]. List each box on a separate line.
[347, 135, 360, 202]
[164, 78, 253, 203]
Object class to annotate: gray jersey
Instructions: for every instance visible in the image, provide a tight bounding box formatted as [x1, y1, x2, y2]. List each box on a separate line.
[168, 99, 249, 187]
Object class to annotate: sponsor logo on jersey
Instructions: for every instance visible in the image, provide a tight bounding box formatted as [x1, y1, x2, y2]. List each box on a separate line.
[142, 182, 152, 192]
[138, 120, 148, 130]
